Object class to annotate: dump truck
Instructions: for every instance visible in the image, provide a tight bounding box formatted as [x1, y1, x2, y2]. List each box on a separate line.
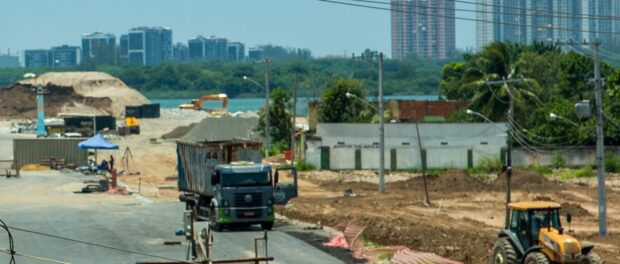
[177, 139, 298, 231]
[491, 201, 602, 264]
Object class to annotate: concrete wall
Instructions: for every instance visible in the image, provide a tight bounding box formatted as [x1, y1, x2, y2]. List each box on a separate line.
[512, 147, 620, 167]
[306, 123, 507, 170]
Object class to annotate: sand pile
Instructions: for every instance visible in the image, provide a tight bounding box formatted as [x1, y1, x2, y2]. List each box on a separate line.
[18, 72, 149, 117]
[0, 83, 112, 119]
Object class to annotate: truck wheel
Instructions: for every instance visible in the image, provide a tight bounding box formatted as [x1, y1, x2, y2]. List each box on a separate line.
[491, 238, 516, 264]
[525, 252, 550, 264]
[581, 252, 603, 264]
[261, 222, 274, 231]
[210, 207, 222, 232]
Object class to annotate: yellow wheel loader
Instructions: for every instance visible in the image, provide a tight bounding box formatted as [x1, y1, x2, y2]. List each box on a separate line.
[491, 201, 603, 264]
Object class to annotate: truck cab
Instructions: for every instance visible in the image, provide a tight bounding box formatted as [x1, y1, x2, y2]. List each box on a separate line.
[208, 163, 298, 231]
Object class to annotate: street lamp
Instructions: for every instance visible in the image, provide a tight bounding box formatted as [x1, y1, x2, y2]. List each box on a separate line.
[346, 92, 377, 110]
[243, 75, 270, 158]
[467, 109, 512, 229]
[549, 112, 579, 127]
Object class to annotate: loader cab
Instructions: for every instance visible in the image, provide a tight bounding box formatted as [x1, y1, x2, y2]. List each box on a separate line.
[508, 202, 562, 250]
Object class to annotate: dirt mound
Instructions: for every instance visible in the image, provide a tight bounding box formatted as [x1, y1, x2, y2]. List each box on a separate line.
[411, 170, 490, 193]
[560, 202, 592, 217]
[494, 168, 564, 192]
[161, 123, 197, 139]
[19, 72, 149, 116]
[0, 83, 112, 119]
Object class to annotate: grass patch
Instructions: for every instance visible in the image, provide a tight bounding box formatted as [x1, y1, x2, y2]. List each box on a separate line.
[295, 160, 315, 171]
[557, 166, 595, 180]
[605, 151, 620, 173]
[529, 164, 553, 175]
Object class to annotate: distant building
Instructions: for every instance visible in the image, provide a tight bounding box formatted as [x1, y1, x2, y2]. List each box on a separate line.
[173, 42, 189, 63]
[553, 0, 583, 42]
[248, 47, 263, 61]
[0, 53, 20, 68]
[227, 42, 245, 62]
[82, 32, 116, 59]
[390, 0, 456, 59]
[127, 27, 173, 65]
[119, 34, 129, 60]
[51, 45, 81, 67]
[24, 49, 51, 68]
[188, 36, 229, 61]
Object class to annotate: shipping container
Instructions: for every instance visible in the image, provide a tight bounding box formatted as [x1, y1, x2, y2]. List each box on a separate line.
[63, 116, 116, 133]
[13, 138, 88, 166]
[177, 139, 262, 196]
[141, 103, 160, 118]
[125, 105, 142, 118]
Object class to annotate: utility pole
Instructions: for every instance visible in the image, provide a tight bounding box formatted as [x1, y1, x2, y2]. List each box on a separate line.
[263, 59, 271, 158]
[592, 41, 608, 237]
[485, 77, 523, 229]
[291, 72, 298, 167]
[352, 51, 385, 194]
[413, 110, 429, 205]
[556, 39, 607, 237]
[378, 52, 385, 194]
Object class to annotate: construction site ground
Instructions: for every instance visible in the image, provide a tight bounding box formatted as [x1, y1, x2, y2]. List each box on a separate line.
[105, 115, 620, 263]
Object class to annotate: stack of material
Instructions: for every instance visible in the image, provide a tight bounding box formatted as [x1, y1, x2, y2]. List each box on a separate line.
[180, 116, 260, 143]
[19, 72, 150, 117]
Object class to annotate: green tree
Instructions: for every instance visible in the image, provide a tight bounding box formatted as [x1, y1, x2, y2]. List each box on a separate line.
[256, 88, 293, 148]
[318, 78, 368, 123]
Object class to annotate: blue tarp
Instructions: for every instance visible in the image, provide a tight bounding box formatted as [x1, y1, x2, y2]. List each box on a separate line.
[78, 134, 119, 150]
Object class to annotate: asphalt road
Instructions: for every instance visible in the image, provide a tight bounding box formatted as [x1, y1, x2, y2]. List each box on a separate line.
[0, 171, 343, 264]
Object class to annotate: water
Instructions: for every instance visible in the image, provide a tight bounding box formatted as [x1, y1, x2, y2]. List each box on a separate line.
[151, 95, 439, 116]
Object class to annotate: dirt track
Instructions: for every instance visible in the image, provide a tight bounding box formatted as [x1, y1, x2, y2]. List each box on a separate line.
[278, 169, 620, 263]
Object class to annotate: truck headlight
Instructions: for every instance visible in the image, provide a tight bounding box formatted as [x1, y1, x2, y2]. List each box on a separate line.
[267, 207, 273, 214]
[267, 199, 273, 205]
[222, 199, 229, 207]
[224, 209, 230, 216]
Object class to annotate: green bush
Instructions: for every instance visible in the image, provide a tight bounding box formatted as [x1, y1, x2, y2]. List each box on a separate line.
[529, 164, 552, 175]
[295, 159, 315, 171]
[471, 157, 503, 174]
[558, 166, 595, 179]
[605, 151, 620, 173]
[552, 152, 566, 168]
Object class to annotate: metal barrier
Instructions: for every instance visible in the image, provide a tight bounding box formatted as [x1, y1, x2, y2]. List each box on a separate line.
[0, 160, 20, 178]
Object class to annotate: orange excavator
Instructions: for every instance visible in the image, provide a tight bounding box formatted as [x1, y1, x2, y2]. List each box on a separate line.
[179, 93, 228, 116]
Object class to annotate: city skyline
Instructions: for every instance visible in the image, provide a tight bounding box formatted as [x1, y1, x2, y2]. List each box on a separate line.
[0, 0, 478, 59]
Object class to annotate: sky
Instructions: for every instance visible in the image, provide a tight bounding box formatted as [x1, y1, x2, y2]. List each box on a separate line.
[0, 0, 476, 58]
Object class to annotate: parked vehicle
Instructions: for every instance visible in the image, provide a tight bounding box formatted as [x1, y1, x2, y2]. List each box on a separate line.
[177, 139, 298, 231]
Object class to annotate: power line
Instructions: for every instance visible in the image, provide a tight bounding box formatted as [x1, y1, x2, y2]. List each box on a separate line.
[0, 248, 71, 264]
[0, 219, 15, 264]
[6, 225, 191, 263]
[357, 0, 619, 21]
[316, 0, 620, 35]
[447, 0, 620, 21]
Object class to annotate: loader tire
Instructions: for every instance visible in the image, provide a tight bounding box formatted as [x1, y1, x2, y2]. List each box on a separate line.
[491, 238, 517, 264]
[581, 252, 603, 264]
[525, 252, 550, 264]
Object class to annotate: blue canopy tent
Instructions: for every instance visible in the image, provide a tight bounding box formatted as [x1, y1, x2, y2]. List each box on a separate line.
[78, 134, 119, 164]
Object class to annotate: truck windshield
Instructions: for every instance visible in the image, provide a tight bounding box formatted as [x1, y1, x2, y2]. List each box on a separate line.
[222, 172, 271, 187]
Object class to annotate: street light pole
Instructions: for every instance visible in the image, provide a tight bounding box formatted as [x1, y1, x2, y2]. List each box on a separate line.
[264, 59, 271, 158]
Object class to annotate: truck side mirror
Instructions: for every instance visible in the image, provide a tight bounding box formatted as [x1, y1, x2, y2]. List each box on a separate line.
[566, 212, 572, 224]
[274, 171, 279, 184]
[211, 172, 220, 185]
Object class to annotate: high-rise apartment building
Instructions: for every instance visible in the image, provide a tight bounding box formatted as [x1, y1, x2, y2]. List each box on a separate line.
[476, 0, 527, 48]
[227, 42, 245, 62]
[188, 36, 244, 61]
[51, 45, 81, 67]
[24, 49, 51, 68]
[127, 27, 173, 65]
[391, 0, 456, 59]
[477, 0, 619, 49]
[82, 32, 116, 59]
[119, 34, 129, 60]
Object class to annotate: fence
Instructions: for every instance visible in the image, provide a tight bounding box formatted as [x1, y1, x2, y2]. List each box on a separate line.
[13, 138, 88, 167]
